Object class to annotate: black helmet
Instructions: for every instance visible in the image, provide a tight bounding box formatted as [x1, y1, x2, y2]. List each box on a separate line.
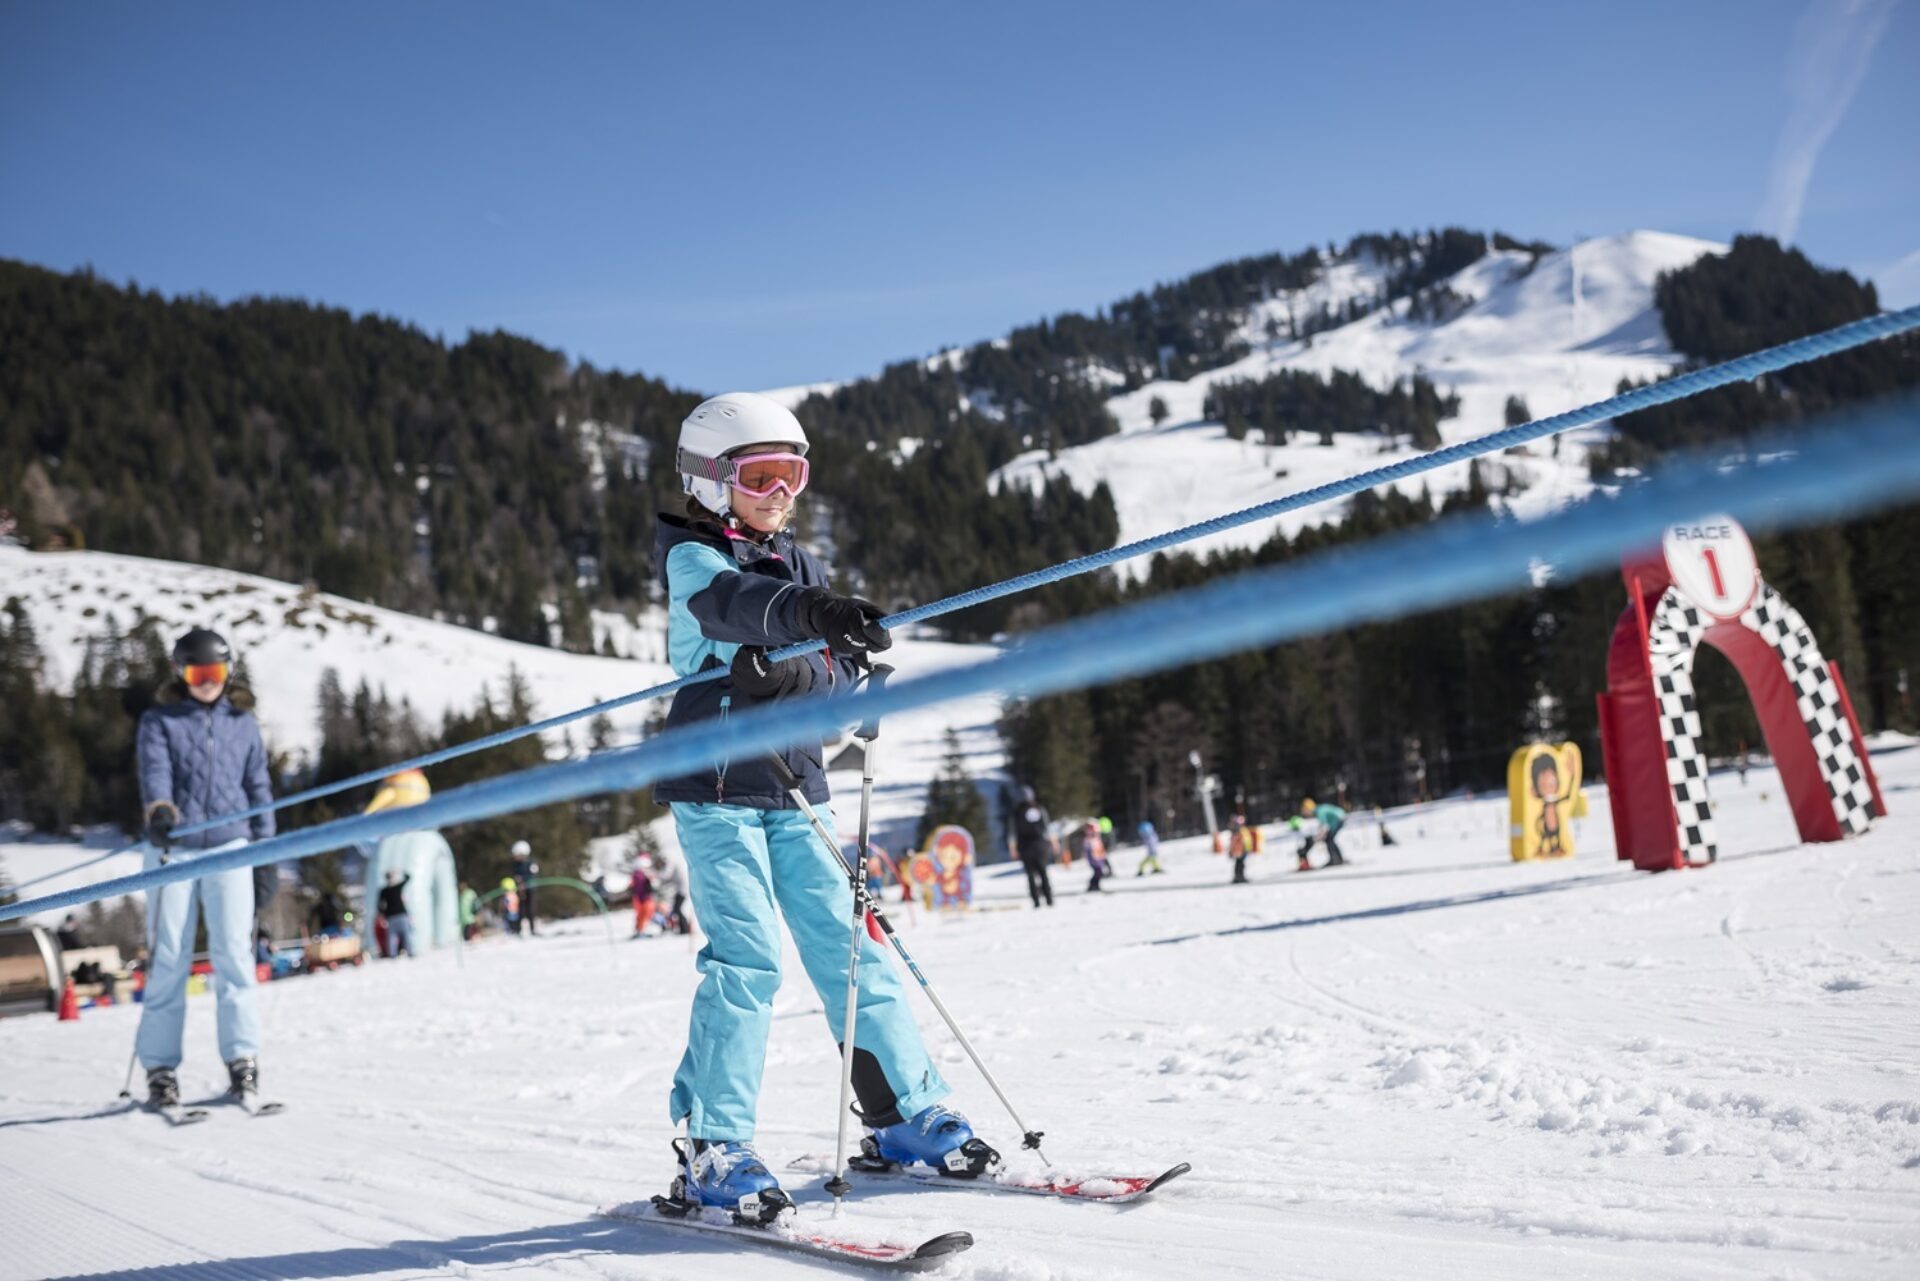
[171, 627, 233, 670]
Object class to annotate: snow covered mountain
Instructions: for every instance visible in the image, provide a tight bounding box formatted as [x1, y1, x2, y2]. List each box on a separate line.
[991, 231, 1723, 572]
[0, 544, 1009, 866]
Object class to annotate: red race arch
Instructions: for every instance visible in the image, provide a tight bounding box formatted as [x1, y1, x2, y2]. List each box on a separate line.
[1597, 529, 1884, 872]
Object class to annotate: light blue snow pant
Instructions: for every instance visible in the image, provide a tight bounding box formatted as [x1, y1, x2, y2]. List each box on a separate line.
[386, 913, 415, 957]
[137, 840, 260, 1070]
[669, 801, 949, 1140]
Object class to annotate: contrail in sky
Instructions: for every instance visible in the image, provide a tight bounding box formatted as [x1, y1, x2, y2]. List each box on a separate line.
[1754, 0, 1897, 245]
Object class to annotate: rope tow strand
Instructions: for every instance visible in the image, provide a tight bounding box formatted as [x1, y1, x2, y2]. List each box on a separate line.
[104, 305, 1920, 851]
[8, 391, 1919, 923]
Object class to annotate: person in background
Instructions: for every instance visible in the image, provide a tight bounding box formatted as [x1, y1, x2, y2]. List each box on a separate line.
[1291, 815, 1314, 871]
[1008, 786, 1057, 909]
[1135, 819, 1164, 876]
[1227, 812, 1253, 884]
[134, 626, 275, 1111]
[498, 876, 521, 936]
[511, 839, 538, 936]
[630, 857, 658, 938]
[649, 850, 690, 935]
[1081, 819, 1110, 892]
[378, 871, 415, 958]
[458, 881, 479, 941]
[253, 928, 274, 968]
[1302, 798, 1348, 867]
[56, 913, 85, 950]
[310, 889, 344, 936]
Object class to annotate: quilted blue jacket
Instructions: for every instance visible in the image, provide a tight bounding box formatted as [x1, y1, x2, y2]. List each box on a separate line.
[136, 685, 276, 848]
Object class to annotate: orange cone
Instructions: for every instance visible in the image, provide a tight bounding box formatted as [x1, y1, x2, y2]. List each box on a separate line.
[57, 978, 80, 1021]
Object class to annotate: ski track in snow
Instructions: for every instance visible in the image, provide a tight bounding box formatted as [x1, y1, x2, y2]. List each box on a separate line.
[4, 748, 1919, 1279]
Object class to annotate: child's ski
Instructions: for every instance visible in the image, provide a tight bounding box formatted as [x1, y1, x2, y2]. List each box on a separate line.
[792, 1155, 1192, 1204]
[146, 1103, 209, 1127]
[596, 1199, 972, 1272]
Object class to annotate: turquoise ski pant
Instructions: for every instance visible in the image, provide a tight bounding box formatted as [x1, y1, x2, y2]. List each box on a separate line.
[669, 801, 949, 1140]
[137, 840, 260, 1070]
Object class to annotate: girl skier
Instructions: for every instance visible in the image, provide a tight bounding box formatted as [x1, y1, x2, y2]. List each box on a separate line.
[651, 392, 996, 1224]
[135, 627, 275, 1110]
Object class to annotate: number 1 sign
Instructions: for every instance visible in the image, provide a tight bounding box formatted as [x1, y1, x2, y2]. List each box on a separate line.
[1661, 516, 1758, 622]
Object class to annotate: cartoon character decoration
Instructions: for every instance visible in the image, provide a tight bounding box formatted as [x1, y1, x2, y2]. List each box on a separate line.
[907, 825, 975, 909]
[1507, 742, 1583, 861]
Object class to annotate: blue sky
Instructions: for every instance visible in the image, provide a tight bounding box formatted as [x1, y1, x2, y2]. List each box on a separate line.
[2, 1, 1914, 392]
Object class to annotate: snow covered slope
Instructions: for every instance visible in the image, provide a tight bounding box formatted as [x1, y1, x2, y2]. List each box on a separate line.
[2, 745, 1915, 1279]
[0, 544, 1010, 860]
[996, 231, 1724, 573]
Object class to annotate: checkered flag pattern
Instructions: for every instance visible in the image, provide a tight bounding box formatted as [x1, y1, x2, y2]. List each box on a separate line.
[1644, 584, 1877, 864]
[1739, 586, 1877, 836]
[1646, 593, 1716, 864]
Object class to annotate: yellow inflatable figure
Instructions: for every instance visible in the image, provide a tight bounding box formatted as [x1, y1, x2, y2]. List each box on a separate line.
[1508, 743, 1582, 861]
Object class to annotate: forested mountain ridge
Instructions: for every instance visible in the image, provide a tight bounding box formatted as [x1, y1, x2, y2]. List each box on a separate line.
[1, 227, 1509, 645]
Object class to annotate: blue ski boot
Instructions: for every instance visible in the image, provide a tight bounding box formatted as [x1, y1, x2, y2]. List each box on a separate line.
[858, 1103, 1001, 1178]
[662, 1138, 794, 1226]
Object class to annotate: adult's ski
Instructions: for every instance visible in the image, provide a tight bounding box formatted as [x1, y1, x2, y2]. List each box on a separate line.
[596, 1199, 972, 1272]
[792, 1154, 1192, 1204]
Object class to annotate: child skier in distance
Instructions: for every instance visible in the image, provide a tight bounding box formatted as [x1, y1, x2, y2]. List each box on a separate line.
[652, 392, 997, 1225]
[1227, 813, 1253, 884]
[1082, 819, 1110, 892]
[629, 858, 657, 938]
[1135, 819, 1164, 876]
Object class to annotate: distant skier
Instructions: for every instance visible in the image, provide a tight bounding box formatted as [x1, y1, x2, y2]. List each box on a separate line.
[134, 627, 275, 1112]
[630, 857, 657, 937]
[377, 871, 414, 958]
[650, 850, 690, 935]
[56, 913, 84, 950]
[1081, 820, 1110, 892]
[1135, 819, 1164, 876]
[1009, 785, 1057, 908]
[649, 393, 996, 1222]
[498, 876, 521, 935]
[1291, 815, 1314, 871]
[458, 881, 479, 941]
[1227, 813, 1253, 884]
[1302, 798, 1347, 867]
[511, 839, 538, 936]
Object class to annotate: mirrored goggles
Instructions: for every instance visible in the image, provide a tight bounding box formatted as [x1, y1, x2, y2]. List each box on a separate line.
[181, 661, 230, 688]
[727, 452, 809, 498]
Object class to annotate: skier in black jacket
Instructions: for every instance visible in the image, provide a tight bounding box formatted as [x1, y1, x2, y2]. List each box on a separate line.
[1008, 786, 1057, 908]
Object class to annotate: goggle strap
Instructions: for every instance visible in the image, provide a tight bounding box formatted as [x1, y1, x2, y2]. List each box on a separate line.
[676, 448, 733, 483]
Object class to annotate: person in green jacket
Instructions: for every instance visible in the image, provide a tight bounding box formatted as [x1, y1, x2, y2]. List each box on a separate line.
[458, 881, 479, 941]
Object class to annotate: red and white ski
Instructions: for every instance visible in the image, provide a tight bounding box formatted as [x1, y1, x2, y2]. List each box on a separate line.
[596, 1199, 972, 1272]
[792, 1155, 1192, 1204]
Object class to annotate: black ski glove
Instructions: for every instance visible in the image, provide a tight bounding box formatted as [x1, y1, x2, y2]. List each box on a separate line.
[794, 586, 892, 656]
[730, 645, 821, 700]
[145, 801, 180, 852]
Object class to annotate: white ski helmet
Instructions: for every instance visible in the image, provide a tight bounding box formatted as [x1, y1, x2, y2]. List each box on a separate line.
[677, 392, 810, 516]
[511, 839, 531, 858]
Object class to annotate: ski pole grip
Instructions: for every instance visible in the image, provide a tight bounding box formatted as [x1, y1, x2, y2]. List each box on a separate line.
[857, 664, 894, 741]
[766, 753, 803, 792]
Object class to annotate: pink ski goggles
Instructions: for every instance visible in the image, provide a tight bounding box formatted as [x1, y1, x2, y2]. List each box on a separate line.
[729, 452, 810, 498]
[680, 447, 810, 498]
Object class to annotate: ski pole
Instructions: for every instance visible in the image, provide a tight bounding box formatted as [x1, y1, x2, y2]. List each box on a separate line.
[824, 663, 891, 1212]
[766, 750, 1050, 1165]
[119, 846, 167, 1101]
